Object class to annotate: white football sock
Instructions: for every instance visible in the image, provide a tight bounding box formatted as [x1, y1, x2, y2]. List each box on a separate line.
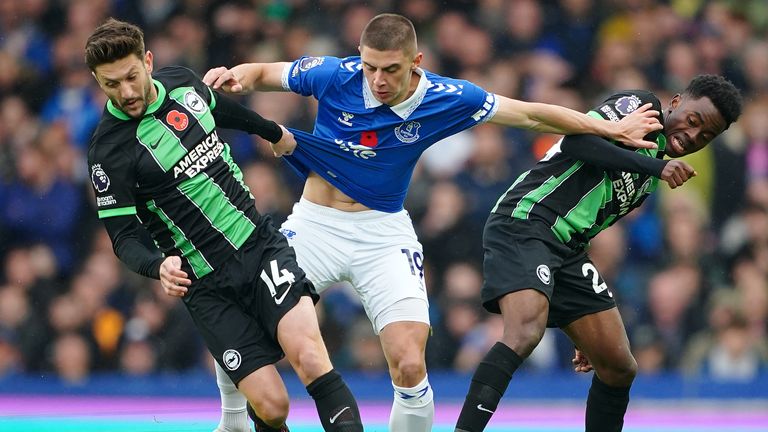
[213, 362, 249, 432]
[389, 374, 434, 432]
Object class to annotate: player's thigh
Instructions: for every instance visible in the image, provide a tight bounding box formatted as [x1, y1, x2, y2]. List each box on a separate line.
[182, 265, 283, 385]
[280, 211, 351, 292]
[481, 214, 561, 316]
[379, 316, 430, 363]
[349, 215, 429, 334]
[547, 252, 617, 328]
[561, 307, 634, 375]
[240, 226, 320, 343]
[276, 296, 333, 384]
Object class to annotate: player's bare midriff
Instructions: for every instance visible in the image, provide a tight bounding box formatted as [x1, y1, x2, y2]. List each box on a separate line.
[303, 172, 372, 212]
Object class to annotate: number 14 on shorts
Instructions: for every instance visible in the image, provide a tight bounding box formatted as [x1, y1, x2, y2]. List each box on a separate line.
[260, 259, 296, 304]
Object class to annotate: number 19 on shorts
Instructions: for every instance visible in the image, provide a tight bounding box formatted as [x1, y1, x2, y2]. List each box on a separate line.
[401, 248, 425, 283]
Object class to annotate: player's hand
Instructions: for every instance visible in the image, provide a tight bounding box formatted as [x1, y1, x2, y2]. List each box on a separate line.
[660, 160, 697, 189]
[572, 348, 593, 373]
[159, 256, 191, 297]
[614, 103, 663, 149]
[203, 66, 244, 93]
[270, 125, 296, 157]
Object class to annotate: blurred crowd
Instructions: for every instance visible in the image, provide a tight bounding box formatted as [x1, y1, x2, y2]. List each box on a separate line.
[0, 0, 767, 386]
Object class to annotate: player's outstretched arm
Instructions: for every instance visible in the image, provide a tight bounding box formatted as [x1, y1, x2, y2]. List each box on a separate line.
[561, 134, 667, 176]
[490, 96, 662, 149]
[211, 93, 283, 143]
[204, 62, 290, 93]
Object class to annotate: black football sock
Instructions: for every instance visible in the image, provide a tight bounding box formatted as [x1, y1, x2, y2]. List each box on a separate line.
[455, 342, 523, 432]
[306, 369, 363, 432]
[585, 374, 631, 432]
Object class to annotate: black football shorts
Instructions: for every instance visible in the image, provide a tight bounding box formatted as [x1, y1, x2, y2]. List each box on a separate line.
[182, 220, 319, 384]
[481, 213, 616, 328]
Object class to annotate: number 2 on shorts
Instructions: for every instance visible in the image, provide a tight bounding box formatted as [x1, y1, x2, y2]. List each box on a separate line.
[581, 263, 612, 297]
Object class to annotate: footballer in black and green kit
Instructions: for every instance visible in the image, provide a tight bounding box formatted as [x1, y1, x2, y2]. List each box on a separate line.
[86, 18, 364, 432]
[455, 75, 742, 432]
[89, 65, 282, 282]
[482, 89, 668, 323]
[87, 63, 320, 379]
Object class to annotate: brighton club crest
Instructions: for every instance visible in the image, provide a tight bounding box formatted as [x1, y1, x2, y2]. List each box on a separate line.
[91, 164, 110, 193]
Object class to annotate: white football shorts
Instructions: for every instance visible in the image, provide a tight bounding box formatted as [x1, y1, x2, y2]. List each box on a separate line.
[279, 198, 429, 334]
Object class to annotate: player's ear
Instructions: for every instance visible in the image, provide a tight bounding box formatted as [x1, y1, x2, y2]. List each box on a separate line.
[667, 93, 681, 114]
[144, 50, 154, 73]
[669, 93, 681, 109]
[412, 52, 423, 70]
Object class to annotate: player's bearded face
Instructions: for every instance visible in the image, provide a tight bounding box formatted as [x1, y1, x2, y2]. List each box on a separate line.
[93, 52, 156, 119]
[360, 46, 420, 106]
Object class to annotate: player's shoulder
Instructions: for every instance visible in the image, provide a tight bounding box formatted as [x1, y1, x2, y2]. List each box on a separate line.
[154, 65, 201, 87]
[335, 55, 359, 72]
[89, 112, 134, 159]
[605, 89, 659, 106]
[326, 55, 362, 83]
[422, 69, 488, 109]
[595, 90, 661, 120]
[423, 69, 469, 91]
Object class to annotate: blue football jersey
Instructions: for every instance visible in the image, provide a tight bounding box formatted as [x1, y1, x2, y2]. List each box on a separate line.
[281, 55, 498, 212]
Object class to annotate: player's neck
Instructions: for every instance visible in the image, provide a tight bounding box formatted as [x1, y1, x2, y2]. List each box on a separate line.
[147, 80, 159, 105]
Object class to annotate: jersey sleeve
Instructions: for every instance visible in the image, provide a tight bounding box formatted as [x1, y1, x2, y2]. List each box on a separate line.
[281, 56, 343, 99]
[454, 79, 499, 126]
[88, 138, 138, 219]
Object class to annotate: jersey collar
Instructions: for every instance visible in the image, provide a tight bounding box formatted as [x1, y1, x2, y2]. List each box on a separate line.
[362, 68, 429, 120]
[106, 78, 166, 120]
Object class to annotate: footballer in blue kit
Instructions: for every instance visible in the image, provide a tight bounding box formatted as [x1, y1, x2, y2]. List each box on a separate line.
[203, 13, 662, 432]
[280, 54, 497, 213]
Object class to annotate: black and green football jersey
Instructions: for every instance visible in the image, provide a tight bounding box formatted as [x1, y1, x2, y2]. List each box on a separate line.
[88, 66, 258, 279]
[491, 90, 667, 248]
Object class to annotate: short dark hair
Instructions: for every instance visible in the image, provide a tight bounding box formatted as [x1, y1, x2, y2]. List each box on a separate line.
[85, 18, 145, 71]
[683, 75, 743, 129]
[360, 13, 417, 56]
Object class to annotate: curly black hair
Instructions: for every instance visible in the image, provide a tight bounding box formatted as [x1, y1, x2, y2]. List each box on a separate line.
[683, 75, 743, 129]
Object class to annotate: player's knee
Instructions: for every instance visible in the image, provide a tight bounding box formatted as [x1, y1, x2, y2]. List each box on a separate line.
[597, 355, 637, 387]
[501, 321, 545, 358]
[249, 395, 289, 427]
[294, 346, 331, 381]
[390, 355, 426, 385]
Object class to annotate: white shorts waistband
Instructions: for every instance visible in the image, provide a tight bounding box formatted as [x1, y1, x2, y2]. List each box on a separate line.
[294, 197, 405, 222]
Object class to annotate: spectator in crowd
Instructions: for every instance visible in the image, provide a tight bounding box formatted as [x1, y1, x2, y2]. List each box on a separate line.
[0, 139, 83, 274]
[427, 261, 485, 369]
[640, 264, 708, 368]
[50, 332, 92, 385]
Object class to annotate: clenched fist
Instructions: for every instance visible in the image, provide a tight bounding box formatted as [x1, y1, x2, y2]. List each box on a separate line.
[660, 160, 697, 189]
